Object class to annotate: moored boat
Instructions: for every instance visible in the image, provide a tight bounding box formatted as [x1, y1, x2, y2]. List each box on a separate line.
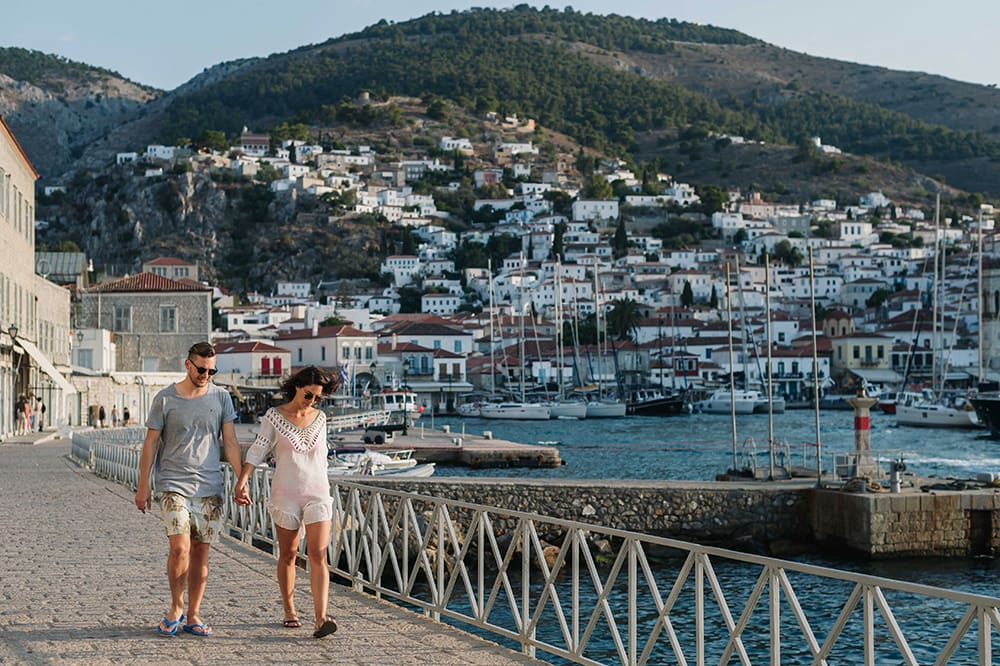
[697, 388, 760, 415]
[625, 388, 688, 416]
[479, 401, 551, 420]
[971, 396, 1000, 438]
[895, 390, 982, 428]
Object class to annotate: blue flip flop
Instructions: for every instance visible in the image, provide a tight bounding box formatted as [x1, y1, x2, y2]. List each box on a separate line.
[156, 614, 184, 636]
[182, 622, 213, 637]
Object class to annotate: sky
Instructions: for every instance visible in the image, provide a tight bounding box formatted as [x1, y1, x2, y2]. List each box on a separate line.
[2, 1, 996, 91]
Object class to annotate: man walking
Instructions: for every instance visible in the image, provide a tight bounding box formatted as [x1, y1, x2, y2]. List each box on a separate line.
[134, 342, 249, 637]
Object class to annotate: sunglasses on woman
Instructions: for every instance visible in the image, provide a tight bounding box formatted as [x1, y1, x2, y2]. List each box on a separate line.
[303, 391, 324, 403]
[189, 362, 218, 376]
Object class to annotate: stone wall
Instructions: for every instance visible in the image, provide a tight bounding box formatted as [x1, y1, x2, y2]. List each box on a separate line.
[351, 477, 816, 555]
[813, 489, 1000, 557]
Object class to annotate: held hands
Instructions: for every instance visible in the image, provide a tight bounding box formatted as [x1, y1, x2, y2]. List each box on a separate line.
[234, 481, 252, 506]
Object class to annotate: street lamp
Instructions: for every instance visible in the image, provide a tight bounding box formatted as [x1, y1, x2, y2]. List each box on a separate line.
[402, 359, 411, 436]
[8, 324, 18, 343]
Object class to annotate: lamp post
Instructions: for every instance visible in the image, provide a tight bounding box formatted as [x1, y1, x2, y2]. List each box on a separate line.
[134, 375, 146, 428]
[402, 359, 411, 436]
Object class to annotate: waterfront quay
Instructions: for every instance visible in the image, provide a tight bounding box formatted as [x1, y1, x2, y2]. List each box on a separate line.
[0, 435, 541, 665]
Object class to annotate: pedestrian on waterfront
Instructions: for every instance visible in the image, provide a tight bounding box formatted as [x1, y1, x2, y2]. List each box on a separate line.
[123, 405, 131, 426]
[25, 398, 33, 433]
[134, 342, 250, 637]
[37, 399, 45, 432]
[14, 396, 27, 436]
[111, 405, 118, 428]
[98, 404, 106, 428]
[234, 365, 339, 638]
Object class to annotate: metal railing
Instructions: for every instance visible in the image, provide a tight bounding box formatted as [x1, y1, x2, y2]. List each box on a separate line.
[75, 430, 1000, 665]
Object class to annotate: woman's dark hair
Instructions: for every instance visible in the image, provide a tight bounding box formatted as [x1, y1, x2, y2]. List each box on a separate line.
[279, 366, 337, 402]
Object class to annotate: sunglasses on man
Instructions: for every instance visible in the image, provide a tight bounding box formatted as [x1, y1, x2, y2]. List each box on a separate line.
[189, 361, 218, 376]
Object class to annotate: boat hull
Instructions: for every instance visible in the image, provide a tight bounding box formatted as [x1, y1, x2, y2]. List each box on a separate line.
[626, 394, 688, 416]
[479, 402, 552, 420]
[585, 400, 626, 418]
[971, 397, 1000, 437]
[548, 401, 588, 419]
[895, 402, 982, 428]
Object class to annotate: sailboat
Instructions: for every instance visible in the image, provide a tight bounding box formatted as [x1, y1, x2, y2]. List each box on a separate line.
[625, 311, 688, 416]
[546, 266, 588, 419]
[896, 195, 982, 429]
[584, 268, 626, 418]
[479, 255, 550, 421]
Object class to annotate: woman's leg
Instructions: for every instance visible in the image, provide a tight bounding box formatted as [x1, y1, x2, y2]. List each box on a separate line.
[304, 519, 332, 629]
[275, 525, 302, 622]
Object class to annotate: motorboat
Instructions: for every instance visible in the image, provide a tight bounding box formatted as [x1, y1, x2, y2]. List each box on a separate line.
[753, 393, 786, 414]
[895, 390, 983, 429]
[327, 450, 436, 477]
[456, 401, 483, 417]
[696, 388, 760, 415]
[625, 388, 688, 416]
[372, 389, 423, 421]
[479, 401, 551, 420]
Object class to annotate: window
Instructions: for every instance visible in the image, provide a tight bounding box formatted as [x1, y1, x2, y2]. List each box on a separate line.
[159, 306, 177, 333]
[78, 349, 93, 369]
[298, 348, 303, 363]
[113, 305, 131, 332]
[321, 346, 326, 361]
[261, 357, 270, 376]
[273, 357, 282, 376]
[454, 340, 462, 353]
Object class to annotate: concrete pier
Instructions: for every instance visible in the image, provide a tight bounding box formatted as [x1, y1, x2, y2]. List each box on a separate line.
[328, 424, 563, 468]
[0, 436, 541, 665]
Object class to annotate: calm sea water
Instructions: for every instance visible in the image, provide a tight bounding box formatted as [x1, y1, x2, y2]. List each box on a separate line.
[417, 409, 1000, 663]
[432, 408, 1000, 482]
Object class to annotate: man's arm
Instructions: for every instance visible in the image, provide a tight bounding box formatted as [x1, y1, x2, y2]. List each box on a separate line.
[221, 421, 250, 505]
[134, 428, 161, 513]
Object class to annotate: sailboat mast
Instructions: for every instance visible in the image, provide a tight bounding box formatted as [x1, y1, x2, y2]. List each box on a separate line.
[978, 210, 984, 386]
[808, 246, 822, 484]
[931, 194, 940, 394]
[765, 254, 775, 480]
[519, 253, 526, 404]
[488, 259, 496, 397]
[726, 262, 738, 471]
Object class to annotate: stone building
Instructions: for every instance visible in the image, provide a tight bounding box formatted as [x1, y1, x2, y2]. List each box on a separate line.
[0, 117, 74, 439]
[79, 272, 212, 373]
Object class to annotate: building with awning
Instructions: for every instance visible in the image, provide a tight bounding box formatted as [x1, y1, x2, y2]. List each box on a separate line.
[1, 116, 74, 438]
[14, 338, 76, 395]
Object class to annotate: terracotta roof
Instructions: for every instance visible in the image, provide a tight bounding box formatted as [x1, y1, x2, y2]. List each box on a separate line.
[144, 256, 195, 266]
[216, 342, 290, 354]
[91, 272, 210, 292]
[277, 325, 375, 340]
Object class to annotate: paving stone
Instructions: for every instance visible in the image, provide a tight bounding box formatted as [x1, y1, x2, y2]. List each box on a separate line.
[0, 442, 544, 665]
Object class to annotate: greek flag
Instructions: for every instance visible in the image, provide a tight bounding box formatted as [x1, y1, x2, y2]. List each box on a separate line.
[339, 360, 350, 386]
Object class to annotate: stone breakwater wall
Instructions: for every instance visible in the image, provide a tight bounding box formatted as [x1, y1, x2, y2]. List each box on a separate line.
[813, 488, 1000, 557]
[352, 478, 816, 554]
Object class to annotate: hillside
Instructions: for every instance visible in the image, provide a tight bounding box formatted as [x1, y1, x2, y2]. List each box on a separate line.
[142, 6, 1000, 195]
[0, 48, 158, 177]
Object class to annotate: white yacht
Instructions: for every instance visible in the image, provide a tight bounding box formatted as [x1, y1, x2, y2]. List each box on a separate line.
[479, 402, 551, 420]
[584, 398, 626, 418]
[697, 388, 761, 415]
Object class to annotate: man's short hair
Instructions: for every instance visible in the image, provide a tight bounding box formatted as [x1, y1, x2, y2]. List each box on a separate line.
[188, 342, 216, 359]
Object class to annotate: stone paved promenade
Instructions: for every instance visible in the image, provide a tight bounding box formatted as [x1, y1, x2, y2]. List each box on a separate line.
[0, 437, 543, 665]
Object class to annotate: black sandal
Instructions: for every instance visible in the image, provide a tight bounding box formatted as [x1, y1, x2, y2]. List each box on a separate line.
[313, 617, 338, 638]
[283, 618, 302, 628]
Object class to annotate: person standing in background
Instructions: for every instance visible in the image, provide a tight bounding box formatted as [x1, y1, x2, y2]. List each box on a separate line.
[123, 405, 131, 426]
[37, 399, 46, 432]
[111, 405, 119, 428]
[98, 405, 106, 428]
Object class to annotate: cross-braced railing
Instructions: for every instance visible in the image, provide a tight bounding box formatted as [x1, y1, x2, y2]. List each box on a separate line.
[75, 430, 1000, 665]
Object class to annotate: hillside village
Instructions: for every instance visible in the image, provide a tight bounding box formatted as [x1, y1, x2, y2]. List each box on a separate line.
[3, 103, 1000, 436]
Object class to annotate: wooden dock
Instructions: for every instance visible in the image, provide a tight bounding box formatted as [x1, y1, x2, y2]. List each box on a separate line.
[330, 423, 563, 469]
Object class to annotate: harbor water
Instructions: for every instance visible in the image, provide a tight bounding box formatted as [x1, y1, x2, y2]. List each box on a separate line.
[421, 409, 1000, 663]
[434, 409, 999, 482]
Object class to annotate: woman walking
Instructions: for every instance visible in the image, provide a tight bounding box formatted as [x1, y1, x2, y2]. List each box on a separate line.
[234, 366, 338, 638]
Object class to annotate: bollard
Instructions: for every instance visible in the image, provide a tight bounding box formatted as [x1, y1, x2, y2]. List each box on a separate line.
[890, 458, 906, 493]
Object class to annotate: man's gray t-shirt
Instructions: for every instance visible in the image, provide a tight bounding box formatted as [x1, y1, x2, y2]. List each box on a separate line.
[147, 383, 237, 498]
